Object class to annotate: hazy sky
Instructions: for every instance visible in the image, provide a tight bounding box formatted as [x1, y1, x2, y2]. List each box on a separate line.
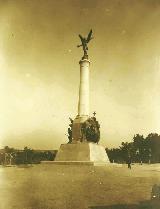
[1, 0, 160, 149]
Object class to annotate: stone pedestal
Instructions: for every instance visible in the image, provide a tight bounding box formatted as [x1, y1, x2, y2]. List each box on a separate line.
[72, 116, 88, 143]
[54, 143, 110, 165]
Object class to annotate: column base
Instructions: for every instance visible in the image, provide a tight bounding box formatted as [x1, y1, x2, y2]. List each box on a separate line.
[54, 142, 110, 164]
[72, 115, 89, 142]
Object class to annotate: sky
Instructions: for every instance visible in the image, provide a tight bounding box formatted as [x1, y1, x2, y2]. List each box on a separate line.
[1, 0, 160, 149]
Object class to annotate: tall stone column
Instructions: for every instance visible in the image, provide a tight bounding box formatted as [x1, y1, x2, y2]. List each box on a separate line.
[78, 59, 90, 117]
[72, 58, 90, 142]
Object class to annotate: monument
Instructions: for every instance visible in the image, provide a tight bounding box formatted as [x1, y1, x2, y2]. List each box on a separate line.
[54, 30, 110, 165]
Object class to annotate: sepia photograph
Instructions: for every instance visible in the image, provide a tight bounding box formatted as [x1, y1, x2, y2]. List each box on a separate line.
[0, 0, 160, 208]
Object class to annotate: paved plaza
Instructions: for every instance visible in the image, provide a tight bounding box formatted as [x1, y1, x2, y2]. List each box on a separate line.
[0, 164, 160, 209]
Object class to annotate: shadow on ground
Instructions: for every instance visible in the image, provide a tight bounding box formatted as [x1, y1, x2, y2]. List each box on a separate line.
[89, 200, 160, 209]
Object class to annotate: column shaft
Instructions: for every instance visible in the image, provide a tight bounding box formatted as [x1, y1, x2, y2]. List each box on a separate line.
[78, 59, 90, 116]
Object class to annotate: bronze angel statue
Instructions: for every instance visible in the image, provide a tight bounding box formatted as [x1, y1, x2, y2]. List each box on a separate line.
[77, 29, 93, 59]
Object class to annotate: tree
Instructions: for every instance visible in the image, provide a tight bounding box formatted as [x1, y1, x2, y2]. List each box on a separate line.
[132, 134, 146, 163]
[23, 147, 33, 164]
[146, 133, 160, 163]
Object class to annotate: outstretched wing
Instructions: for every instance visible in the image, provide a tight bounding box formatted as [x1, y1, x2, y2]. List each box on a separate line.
[86, 29, 92, 43]
[79, 34, 84, 43]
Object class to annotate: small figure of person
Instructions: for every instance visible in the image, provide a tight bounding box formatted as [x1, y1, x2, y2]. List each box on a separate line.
[127, 157, 132, 169]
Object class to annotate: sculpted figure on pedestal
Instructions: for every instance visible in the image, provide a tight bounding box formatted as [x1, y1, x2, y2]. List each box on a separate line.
[81, 116, 100, 144]
[77, 29, 93, 59]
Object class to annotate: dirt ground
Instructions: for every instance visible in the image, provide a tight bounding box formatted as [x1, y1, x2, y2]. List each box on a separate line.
[0, 163, 160, 209]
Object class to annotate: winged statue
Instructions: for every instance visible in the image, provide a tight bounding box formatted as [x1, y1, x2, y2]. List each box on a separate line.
[77, 29, 93, 59]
